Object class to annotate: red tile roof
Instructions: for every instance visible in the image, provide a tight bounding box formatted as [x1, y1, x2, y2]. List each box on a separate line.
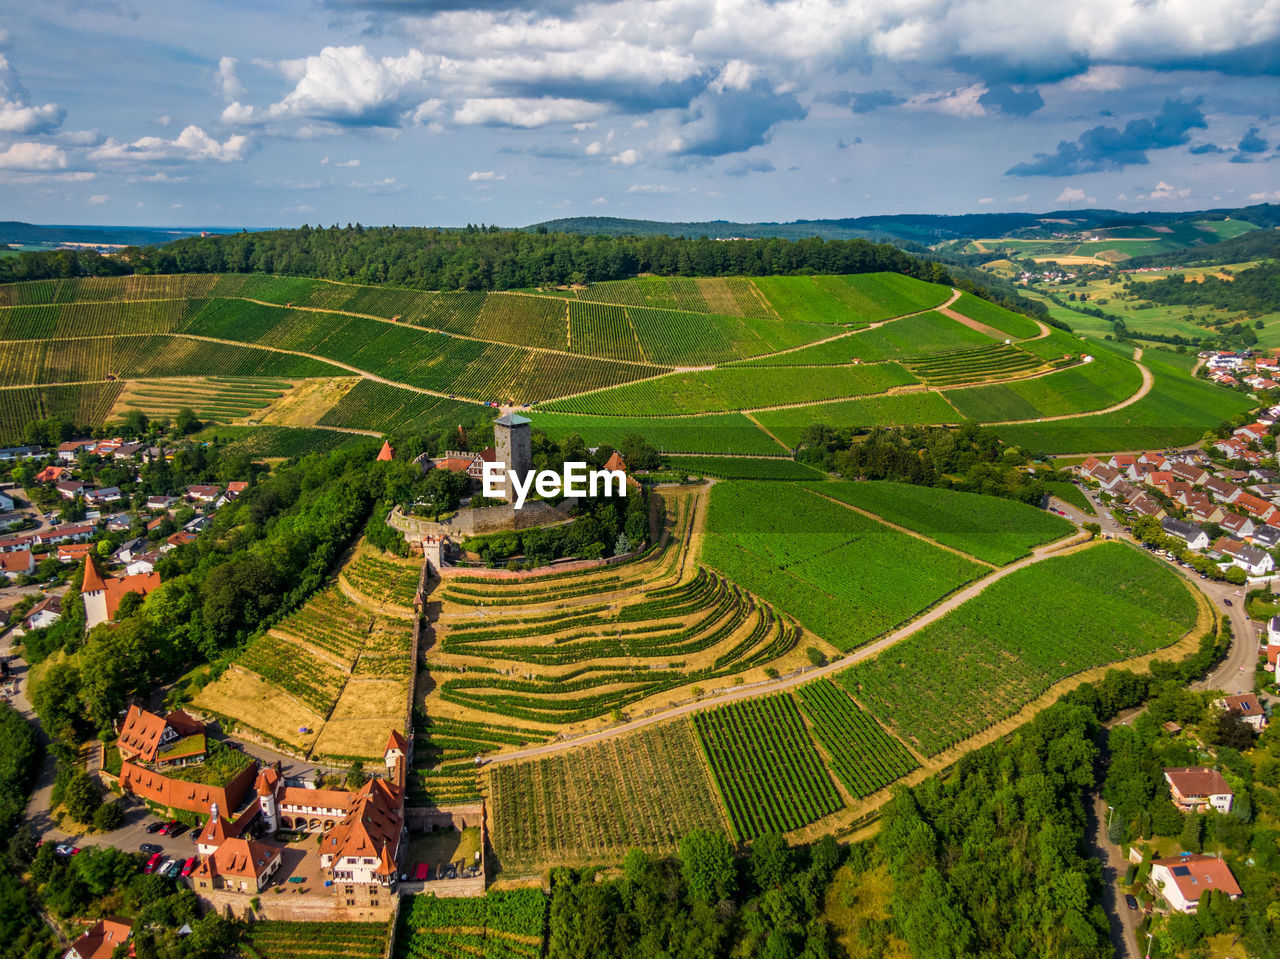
[1151, 854, 1242, 901]
[1165, 767, 1233, 798]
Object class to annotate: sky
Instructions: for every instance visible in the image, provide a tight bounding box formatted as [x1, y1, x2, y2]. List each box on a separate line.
[4, 0, 1280, 227]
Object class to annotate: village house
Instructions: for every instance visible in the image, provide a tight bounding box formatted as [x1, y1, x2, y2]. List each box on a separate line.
[146, 495, 178, 510]
[185, 485, 222, 504]
[1219, 512, 1255, 539]
[57, 439, 93, 462]
[0, 549, 34, 580]
[1161, 518, 1209, 551]
[1253, 525, 1280, 549]
[36, 523, 95, 545]
[1170, 461, 1209, 485]
[1149, 855, 1242, 914]
[55, 480, 90, 500]
[225, 481, 248, 500]
[189, 837, 282, 895]
[0, 511, 24, 532]
[34, 465, 66, 484]
[55, 543, 94, 564]
[1233, 491, 1279, 524]
[116, 705, 207, 767]
[0, 489, 14, 512]
[83, 486, 123, 506]
[113, 441, 146, 461]
[1215, 693, 1268, 731]
[81, 557, 162, 631]
[1164, 767, 1234, 814]
[1234, 423, 1270, 444]
[1128, 493, 1166, 519]
[125, 551, 160, 576]
[1203, 476, 1241, 502]
[25, 595, 62, 629]
[0, 534, 34, 553]
[64, 917, 132, 959]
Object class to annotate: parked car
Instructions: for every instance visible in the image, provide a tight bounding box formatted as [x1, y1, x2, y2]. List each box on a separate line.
[1225, 599, 1234, 607]
[158, 858, 179, 878]
[167, 823, 188, 838]
[145, 822, 166, 834]
[179, 856, 197, 878]
[158, 820, 180, 836]
[143, 853, 163, 874]
[139, 843, 162, 855]
[1125, 894, 1139, 911]
[54, 843, 79, 857]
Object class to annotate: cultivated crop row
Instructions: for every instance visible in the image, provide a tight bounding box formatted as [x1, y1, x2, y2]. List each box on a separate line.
[240, 921, 388, 959]
[396, 891, 546, 959]
[485, 721, 726, 870]
[0, 383, 124, 444]
[693, 694, 842, 840]
[792, 680, 917, 799]
[341, 546, 424, 609]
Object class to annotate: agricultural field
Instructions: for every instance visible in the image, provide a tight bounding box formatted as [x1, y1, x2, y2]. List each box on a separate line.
[905, 344, 1047, 386]
[838, 542, 1198, 757]
[948, 292, 1042, 338]
[340, 539, 425, 614]
[317, 379, 485, 434]
[792, 680, 918, 799]
[201, 425, 373, 459]
[239, 921, 389, 959]
[748, 273, 951, 324]
[485, 721, 727, 870]
[944, 346, 1143, 421]
[808, 481, 1074, 565]
[111, 376, 292, 423]
[541, 362, 918, 415]
[700, 482, 987, 650]
[193, 570, 413, 760]
[0, 382, 123, 444]
[751, 391, 961, 451]
[394, 890, 546, 959]
[694, 694, 842, 840]
[664, 456, 826, 480]
[527, 410, 785, 455]
[997, 347, 1255, 453]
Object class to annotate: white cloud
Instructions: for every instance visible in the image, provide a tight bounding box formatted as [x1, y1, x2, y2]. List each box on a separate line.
[90, 125, 250, 163]
[584, 141, 603, 155]
[217, 57, 245, 101]
[1056, 66, 1152, 93]
[220, 102, 259, 125]
[611, 149, 639, 166]
[904, 85, 987, 118]
[1056, 186, 1095, 204]
[591, 196, 606, 204]
[126, 171, 189, 183]
[336, 158, 360, 167]
[86, 194, 108, 205]
[0, 141, 67, 170]
[468, 170, 505, 181]
[155, 115, 172, 127]
[1138, 180, 1190, 200]
[1248, 190, 1280, 202]
[271, 45, 432, 125]
[1008, 193, 1030, 203]
[453, 97, 605, 128]
[627, 183, 677, 193]
[0, 55, 64, 135]
[977, 197, 994, 204]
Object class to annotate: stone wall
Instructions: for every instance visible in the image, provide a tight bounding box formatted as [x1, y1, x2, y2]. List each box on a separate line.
[198, 888, 396, 923]
[389, 500, 571, 541]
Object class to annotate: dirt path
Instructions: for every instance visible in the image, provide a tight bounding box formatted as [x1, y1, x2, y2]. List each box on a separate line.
[985, 347, 1153, 426]
[483, 535, 1089, 766]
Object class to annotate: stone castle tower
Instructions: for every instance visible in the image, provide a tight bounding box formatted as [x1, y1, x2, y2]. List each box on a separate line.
[493, 413, 532, 501]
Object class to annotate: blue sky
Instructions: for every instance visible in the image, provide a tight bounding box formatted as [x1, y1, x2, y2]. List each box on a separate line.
[4, 0, 1280, 227]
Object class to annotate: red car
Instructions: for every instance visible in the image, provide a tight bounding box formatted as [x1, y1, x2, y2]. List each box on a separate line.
[144, 852, 163, 874]
[157, 820, 180, 836]
[179, 856, 197, 878]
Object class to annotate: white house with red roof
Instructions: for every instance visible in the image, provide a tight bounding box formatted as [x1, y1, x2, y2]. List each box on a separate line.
[64, 917, 132, 959]
[1164, 767, 1234, 814]
[81, 557, 162, 630]
[1150, 855, 1242, 913]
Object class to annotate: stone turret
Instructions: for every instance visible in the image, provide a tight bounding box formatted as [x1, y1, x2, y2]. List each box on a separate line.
[492, 413, 531, 502]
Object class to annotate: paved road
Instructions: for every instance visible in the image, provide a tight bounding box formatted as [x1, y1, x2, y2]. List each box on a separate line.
[1088, 794, 1141, 959]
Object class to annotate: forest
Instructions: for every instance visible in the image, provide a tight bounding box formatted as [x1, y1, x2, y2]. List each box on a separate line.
[0, 225, 950, 291]
[1133, 260, 1280, 316]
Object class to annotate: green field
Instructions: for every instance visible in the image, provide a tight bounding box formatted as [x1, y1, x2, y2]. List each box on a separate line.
[746, 272, 951, 324]
[528, 410, 784, 455]
[240, 922, 388, 959]
[945, 347, 1143, 421]
[317, 379, 485, 433]
[0, 383, 124, 444]
[949, 292, 1042, 338]
[199, 425, 374, 458]
[664, 456, 826, 480]
[1044, 481, 1094, 514]
[693, 694, 843, 840]
[540, 362, 918, 415]
[701, 482, 987, 650]
[838, 542, 1197, 756]
[752, 392, 961, 447]
[792, 680, 918, 799]
[997, 348, 1255, 453]
[808, 481, 1073, 564]
[118, 376, 293, 423]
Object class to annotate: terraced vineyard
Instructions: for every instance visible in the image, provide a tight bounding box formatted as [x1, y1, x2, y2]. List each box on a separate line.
[113, 376, 292, 423]
[193, 561, 414, 759]
[905, 344, 1045, 386]
[701, 482, 986, 650]
[693, 694, 842, 840]
[485, 721, 727, 869]
[240, 922, 388, 959]
[395, 891, 546, 959]
[340, 540, 424, 612]
[945, 345, 1144, 420]
[838, 542, 1198, 756]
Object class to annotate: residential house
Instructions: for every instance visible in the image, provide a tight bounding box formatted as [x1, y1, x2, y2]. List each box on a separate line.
[112, 442, 146, 461]
[1161, 518, 1209, 550]
[125, 551, 160, 576]
[56, 439, 93, 462]
[1219, 512, 1255, 539]
[55, 543, 93, 563]
[64, 917, 133, 959]
[34, 465, 66, 484]
[185, 485, 222, 504]
[83, 487, 123, 506]
[1149, 855, 1242, 914]
[1170, 461, 1209, 485]
[162, 531, 197, 552]
[1216, 693, 1268, 731]
[1187, 494, 1223, 524]
[1253, 525, 1280, 549]
[1164, 767, 1234, 814]
[1234, 422, 1270, 444]
[1139, 452, 1168, 469]
[1204, 477, 1242, 502]
[1145, 470, 1176, 493]
[1129, 493, 1166, 519]
[0, 550, 34, 580]
[80, 557, 162, 630]
[146, 495, 178, 510]
[1112, 479, 1141, 502]
[0, 445, 40, 461]
[224, 481, 248, 500]
[0, 489, 13, 512]
[114, 537, 148, 564]
[0, 534, 34, 553]
[104, 513, 132, 533]
[116, 705, 207, 766]
[55, 480, 90, 500]
[1091, 464, 1125, 492]
[1233, 492, 1279, 524]
[1213, 538, 1275, 576]
[36, 523, 95, 545]
[25, 595, 62, 629]
[0, 511, 25, 531]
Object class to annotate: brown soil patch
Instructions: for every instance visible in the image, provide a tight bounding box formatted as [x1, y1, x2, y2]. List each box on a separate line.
[257, 376, 361, 427]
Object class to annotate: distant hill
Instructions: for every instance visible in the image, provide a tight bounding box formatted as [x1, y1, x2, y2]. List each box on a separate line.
[529, 205, 1280, 244]
[0, 221, 245, 250]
